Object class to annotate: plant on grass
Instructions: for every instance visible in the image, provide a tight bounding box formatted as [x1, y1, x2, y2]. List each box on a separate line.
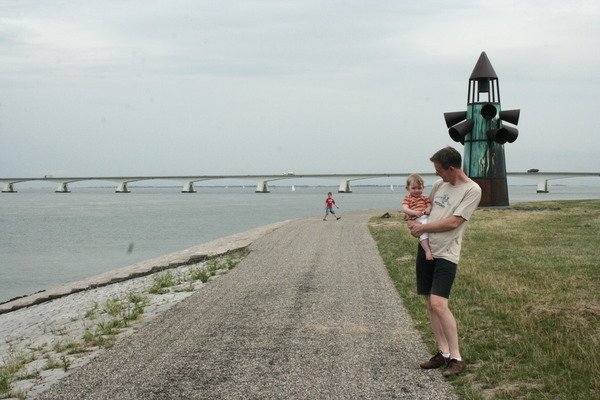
[0, 351, 31, 396]
[26, 343, 46, 352]
[126, 292, 147, 306]
[225, 259, 238, 270]
[174, 283, 194, 292]
[60, 355, 71, 372]
[189, 267, 210, 283]
[120, 292, 147, 322]
[49, 327, 68, 336]
[103, 296, 124, 317]
[15, 370, 40, 381]
[85, 301, 99, 320]
[42, 356, 62, 371]
[8, 390, 26, 399]
[149, 271, 176, 294]
[205, 259, 220, 276]
[97, 319, 127, 336]
[80, 292, 148, 350]
[82, 329, 116, 349]
[53, 340, 87, 355]
[204, 252, 244, 275]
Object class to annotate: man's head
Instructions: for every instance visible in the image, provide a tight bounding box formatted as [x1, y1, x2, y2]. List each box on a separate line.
[430, 146, 462, 170]
[430, 147, 463, 183]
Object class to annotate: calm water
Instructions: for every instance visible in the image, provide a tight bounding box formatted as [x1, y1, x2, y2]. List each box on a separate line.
[1, 184, 599, 303]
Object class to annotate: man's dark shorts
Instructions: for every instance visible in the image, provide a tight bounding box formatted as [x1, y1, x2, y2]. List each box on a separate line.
[416, 245, 457, 299]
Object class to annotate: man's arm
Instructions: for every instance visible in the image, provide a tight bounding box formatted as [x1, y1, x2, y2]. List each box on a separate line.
[408, 215, 465, 237]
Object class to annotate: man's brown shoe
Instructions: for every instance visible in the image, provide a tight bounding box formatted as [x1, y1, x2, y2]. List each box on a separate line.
[419, 352, 449, 369]
[442, 358, 466, 377]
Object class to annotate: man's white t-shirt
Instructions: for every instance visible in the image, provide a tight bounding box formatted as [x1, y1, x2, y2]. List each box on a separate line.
[428, 179, 482, 264]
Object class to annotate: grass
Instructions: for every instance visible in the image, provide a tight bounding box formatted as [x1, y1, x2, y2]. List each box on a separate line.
[369, 200, 600, 400]
[52, 340, 87, 355]
[148, 271, 177, 294]
[82, 292, 149, 349]
[0, 352, 30, 396]
[189, 267, 210, 283]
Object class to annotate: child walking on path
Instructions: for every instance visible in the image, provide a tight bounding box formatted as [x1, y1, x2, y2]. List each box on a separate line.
[323, 192, 341, 221]
[402, 174, 433, 260]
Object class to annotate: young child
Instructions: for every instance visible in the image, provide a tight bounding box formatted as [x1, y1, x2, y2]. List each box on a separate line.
[323, 192, 341, 221]
[402, 174, 433, 260]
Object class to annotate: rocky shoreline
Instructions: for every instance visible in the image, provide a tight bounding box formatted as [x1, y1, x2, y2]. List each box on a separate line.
[0, 220, 291, 399]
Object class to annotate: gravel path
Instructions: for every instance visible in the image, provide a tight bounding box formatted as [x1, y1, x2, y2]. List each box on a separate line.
[38, 211, 457, 399]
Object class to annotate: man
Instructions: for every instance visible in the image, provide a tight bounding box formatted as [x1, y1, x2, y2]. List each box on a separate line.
[408, 146, 481, 377]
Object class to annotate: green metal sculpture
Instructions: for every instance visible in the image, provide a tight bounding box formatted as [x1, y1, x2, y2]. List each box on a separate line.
[444, 52, 520, 206]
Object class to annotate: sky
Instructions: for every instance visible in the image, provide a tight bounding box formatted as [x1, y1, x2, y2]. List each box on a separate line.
[0, 0, 598, 181]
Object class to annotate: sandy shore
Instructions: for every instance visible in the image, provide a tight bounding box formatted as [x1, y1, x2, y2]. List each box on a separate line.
[0, 220, 291, 399]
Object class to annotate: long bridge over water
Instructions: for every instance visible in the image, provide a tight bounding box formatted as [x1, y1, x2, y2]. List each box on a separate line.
[1, 172, 598, 194]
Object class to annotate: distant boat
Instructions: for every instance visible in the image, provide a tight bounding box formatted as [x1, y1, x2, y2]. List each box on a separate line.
[390, 184, 394, 191]
[291, 185, 296, 192]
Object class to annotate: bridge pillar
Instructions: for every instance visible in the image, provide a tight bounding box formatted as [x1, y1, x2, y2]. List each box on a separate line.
[338, 180, 352, 193]
[2, 183, 16, 193]
[255, 181, 269, 193]
[116, 182, 130, 193]
[537, 179, 549, 193]
[55, 182, 71, 193]
[182, 181, 196, 193]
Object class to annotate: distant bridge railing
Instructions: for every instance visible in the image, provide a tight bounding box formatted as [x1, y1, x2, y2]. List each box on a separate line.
[1, 172, 598, 194]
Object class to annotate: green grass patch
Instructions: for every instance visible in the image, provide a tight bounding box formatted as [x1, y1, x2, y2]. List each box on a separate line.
[42, 355, 62, 371]
[103, 297, 124, 317]
[85, 301, 99, 319]
[148, 271, 177, 294]
[189, 267, 210, 283]
[0, 352, 30, 396]
[205, 259, 220, 276]
[52, 340, 88, 355]
[82, 330, 116, 349]
[369, 200, 600, 400]
[188, 249, 247, 283]
[81, 291, 148, 350]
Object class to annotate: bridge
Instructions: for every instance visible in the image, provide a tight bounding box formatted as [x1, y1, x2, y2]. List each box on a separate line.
[1, 172, 598, 194]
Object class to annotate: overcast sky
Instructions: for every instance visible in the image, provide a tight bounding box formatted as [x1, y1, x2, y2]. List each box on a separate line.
[1, 0, 598, 179]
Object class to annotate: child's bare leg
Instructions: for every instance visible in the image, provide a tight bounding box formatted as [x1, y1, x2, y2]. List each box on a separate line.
[421, 239, 434, 260]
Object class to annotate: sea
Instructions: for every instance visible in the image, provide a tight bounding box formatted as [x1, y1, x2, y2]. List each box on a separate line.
[1, 184, 599, 304]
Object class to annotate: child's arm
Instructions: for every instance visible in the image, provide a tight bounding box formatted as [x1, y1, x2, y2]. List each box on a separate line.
[424, 199, 432, 215]
[402, 204, 424, 218]
[402, 196, 424, 218]
[418, 195, 431, 215]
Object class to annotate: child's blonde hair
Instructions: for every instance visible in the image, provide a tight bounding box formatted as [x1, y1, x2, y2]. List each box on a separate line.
[406, 174, 425, 189]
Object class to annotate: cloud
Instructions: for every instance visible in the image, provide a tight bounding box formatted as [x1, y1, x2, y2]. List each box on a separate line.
[0, 0, 598, 177]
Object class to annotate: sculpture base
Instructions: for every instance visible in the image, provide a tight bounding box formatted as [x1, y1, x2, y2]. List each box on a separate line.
[471, 177, 509, 207]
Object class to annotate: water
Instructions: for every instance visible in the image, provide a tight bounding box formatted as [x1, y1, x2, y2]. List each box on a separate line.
[1, 184, 599, 303]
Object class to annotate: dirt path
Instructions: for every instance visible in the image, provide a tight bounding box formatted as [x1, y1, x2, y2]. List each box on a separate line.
[39, 211, 456, 399]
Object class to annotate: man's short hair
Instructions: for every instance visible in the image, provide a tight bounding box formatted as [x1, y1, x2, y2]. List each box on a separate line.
[430, 147, 462, 170]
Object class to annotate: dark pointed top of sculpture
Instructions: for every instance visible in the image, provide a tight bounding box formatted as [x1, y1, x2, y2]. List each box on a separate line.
[470, 51, 498, 80]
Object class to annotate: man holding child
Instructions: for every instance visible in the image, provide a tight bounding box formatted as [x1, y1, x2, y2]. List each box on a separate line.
[408, 146, 481, 377]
